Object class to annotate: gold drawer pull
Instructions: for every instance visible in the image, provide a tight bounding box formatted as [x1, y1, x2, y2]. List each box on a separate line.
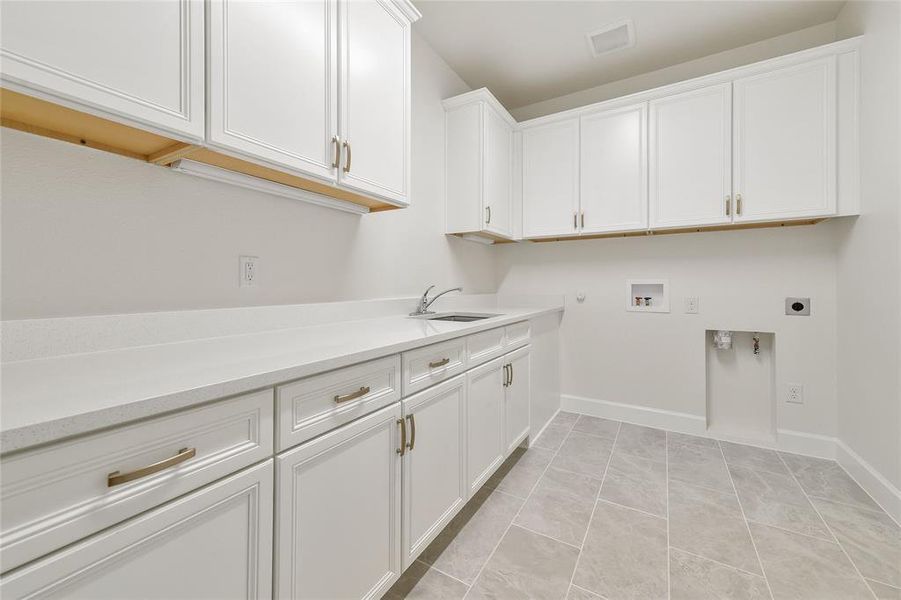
[429, 357, 450, 368]
[334, 386, 370, 404]
[397, 418, 407, 456]
[107, 447, 196, 487]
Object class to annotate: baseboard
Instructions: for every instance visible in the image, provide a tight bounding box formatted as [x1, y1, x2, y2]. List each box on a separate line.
[835, 440, 901, 525]
[561, 394, 899, 524]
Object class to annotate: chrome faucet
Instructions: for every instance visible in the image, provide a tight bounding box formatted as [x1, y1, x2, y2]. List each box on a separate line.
[410, 285, 463, 316]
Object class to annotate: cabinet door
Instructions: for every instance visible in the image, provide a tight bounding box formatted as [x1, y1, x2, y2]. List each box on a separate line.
[521, 118, 580, 238]
[0, 0, 204, 139]
[208, 0, 338, 180]
[733, 57, 836, 221]
[276, 403, 402, 600]
[1, 461, 273, 599]
[580, 103, 648, 234]
[338, 0, 411, 204]
[504, 347, 531, 455]
[484, 104, 513, 237]
[649, 83, 732, 228]
[401, 376, 467, 568]
[465, 358, 505, 496]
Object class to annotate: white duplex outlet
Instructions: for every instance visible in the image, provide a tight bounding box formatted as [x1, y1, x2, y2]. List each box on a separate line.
[786, 383, 804, 404]
[239, 255, 258, 287]
[684, 297, 699, 314]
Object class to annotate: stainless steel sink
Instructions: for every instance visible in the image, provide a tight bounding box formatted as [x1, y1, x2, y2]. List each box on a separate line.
[416, 312, 500, 322]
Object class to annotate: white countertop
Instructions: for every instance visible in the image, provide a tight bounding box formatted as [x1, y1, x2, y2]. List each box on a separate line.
[1, 305, 562, 453]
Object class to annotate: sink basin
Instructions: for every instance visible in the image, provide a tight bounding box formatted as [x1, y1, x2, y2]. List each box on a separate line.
[417, 312, 500, 322]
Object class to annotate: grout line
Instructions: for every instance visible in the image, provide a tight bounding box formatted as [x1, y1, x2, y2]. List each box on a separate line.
[668, 546, 770, 580]
[511, 522, 582, 550]
[570, 582, 610, 599]
[742, 518, 834, 544]
[593, 496, 666, 521]
[716, 439, 776, 600]
[776, 453, 879, 600]
[462, 412, 577, 598]
[665, 431, 671, 600]
[414, 560, 472, 589]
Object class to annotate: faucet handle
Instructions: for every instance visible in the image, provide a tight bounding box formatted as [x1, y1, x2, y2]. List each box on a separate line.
[421, 284, 436, 298]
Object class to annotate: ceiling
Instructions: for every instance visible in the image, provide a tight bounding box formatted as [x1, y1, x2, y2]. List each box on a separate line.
[413, 1, 846, 110]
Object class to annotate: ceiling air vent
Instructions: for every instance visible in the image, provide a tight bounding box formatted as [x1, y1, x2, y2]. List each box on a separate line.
[586, 19, 635, 58]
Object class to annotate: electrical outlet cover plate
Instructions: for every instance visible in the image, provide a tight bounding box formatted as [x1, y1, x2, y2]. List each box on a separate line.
[785, 297, 810, 316]
[239, 255, 258, 287]
[786, 383, 804, 404]
[684, 297, 699, 314]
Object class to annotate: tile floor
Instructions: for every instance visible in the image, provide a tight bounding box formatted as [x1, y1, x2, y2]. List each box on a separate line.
[383, 412, 901, 600]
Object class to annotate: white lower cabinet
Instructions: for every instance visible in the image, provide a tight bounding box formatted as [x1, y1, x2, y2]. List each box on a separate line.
[465, 357, 506, 496]
[503, 346, 531, 454]
[275, 402, 402, 600]
[401, 376, 467, 568]
[0, 460, 274, 599]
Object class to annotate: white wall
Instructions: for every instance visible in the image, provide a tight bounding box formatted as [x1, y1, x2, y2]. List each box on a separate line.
[0, 33, 495, 320]
[834, 1, 901, 490]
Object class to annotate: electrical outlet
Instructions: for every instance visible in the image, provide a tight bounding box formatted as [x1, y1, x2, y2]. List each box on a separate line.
[684, 297, 699, 314]
[786, 383, 804, 404]
[239, 255, 258, 287]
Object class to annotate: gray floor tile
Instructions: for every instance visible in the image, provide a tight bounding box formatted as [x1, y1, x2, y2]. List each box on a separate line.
[599, 450, 667, 517]
[668, 431, 720, 449]
[573, 500, 668, 599]
[551, 431, 615, 478]
[811, 496, 901, 587]
[551, 411, 581, 428]
[533, 422, 573, 452]
[669, 479, 763, 575]
[467, 525, 579, 600]
[485, 446, 555, 499]
[383, 561, 468, 600]
[779, 452, 882, 512]
[566, 585, 603, 600]
[669, 548, 770, 600]
[572, 415, 620, 440]
[750, 521, 873, 600]
[668, 438, 734, 493]
[614, 423, 666, 461]
[515, 467, 601, 546]
[721, 441, 789, 475]
[729, 464, 831, 540]
[418, 486, 523, 585]
[868, 580, 901, 600]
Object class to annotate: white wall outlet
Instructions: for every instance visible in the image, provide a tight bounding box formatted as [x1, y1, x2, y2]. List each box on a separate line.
[786, 383, 804, 404]
[684, 297, 699, 314]
[239, 255, 258, 287]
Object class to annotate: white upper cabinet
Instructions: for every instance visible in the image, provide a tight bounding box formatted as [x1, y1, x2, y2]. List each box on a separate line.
[733, 56, 837, 222]
[444, 89, 515, 240]
[207, 0, 338, 179]
[580, 103, 648, 234]
[337, 0, 412, 205]
[0, 0, 204, 140]
[521, 118, 581, 238]
[649, 83, 732, 228]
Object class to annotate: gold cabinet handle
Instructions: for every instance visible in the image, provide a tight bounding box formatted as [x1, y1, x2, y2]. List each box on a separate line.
[406, 414, 416, 451]
[510, 362, 514, 386]
[107, 447, 196, 487]
[331, 136, 341, 169]
[342, 140, 352, 173]
[397, 418, 407, 456]
[503, 363, 510, 387]
[736, 193, 742, 215]
[486, 206, 491, 224]
[725, 194, 731, 216]
[429, 357, 450, 368]
[334, 386, 370, 404]
[580, 211, 585, 229]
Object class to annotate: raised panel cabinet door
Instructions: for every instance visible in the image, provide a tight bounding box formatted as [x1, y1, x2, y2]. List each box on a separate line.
[580, 103, 648, 234]
[0, 0, 204, 140]
[401, 376, 467, 568]
[465, 358, 505, 497]
[648, 83, 732, 228]
[338, 0, 411, 204]
[521, 118, 581, 238]
[504, 347, 531, 455]
[0, 461, 274, 599]
[208, 0, 338, 180]
[733, 56, 837, 222]
[276, 403, 402, 600]
[484, 104, 513, 237]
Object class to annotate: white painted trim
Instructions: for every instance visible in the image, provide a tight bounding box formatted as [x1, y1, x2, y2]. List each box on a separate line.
[561, 393, 901, 525]
[835, 440, 901, 526]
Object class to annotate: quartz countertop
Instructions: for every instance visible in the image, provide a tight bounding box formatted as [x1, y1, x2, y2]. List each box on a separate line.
[1, 305, 562, 453]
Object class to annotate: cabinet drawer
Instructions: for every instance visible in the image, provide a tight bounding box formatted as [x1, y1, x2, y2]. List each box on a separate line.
[402, 338, 467, 396]
[0, 390, 273, 573]
[276, 355, 401, 452]
[505, 321, 531, 349]
[467, 327, 506, 368]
